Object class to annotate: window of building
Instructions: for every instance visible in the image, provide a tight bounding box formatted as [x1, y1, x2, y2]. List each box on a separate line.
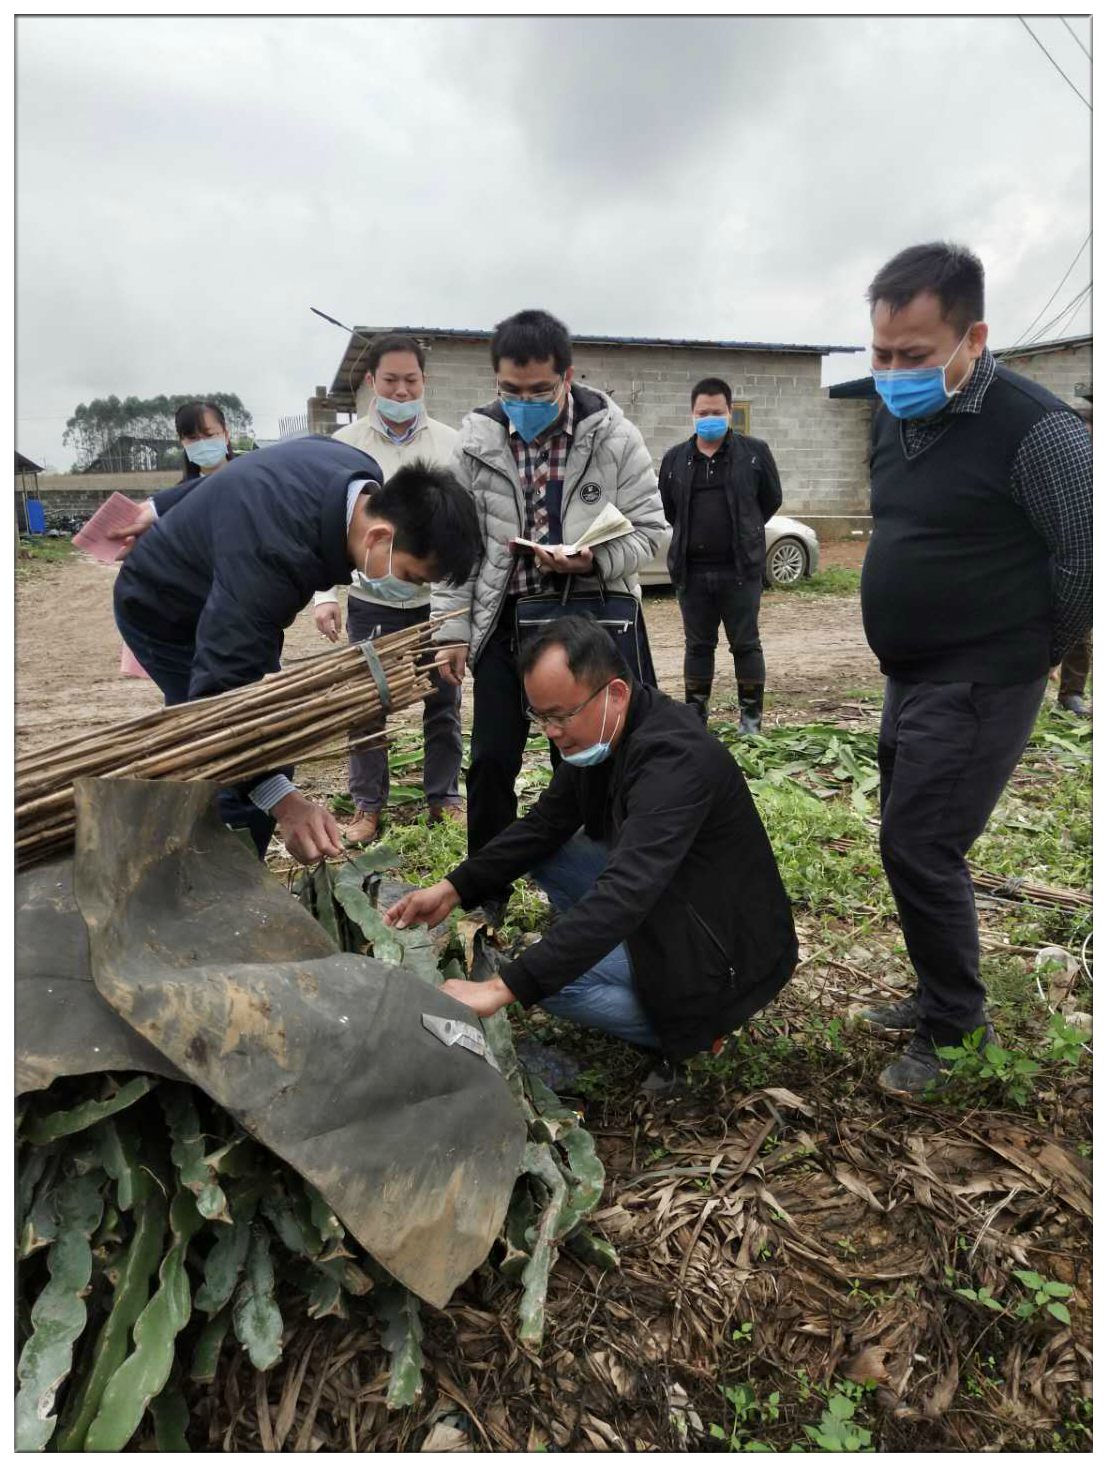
[731, 402, 751, 434]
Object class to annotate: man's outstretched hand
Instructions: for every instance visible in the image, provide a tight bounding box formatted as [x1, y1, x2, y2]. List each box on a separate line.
[272, 791, 343, 863]
[383, 879, 461, 930]
[440, 975, 516, 1018]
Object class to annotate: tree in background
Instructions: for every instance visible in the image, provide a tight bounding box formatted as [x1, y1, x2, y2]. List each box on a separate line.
[63, 393, 253, 471]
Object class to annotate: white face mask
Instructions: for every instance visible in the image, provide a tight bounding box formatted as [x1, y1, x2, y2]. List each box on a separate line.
[359, 533, 421, 603]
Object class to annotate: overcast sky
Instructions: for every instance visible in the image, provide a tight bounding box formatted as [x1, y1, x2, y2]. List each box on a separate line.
[16, 13, 1092, 470]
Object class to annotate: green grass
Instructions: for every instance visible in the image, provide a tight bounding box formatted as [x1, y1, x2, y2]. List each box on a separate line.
[768, 565, 862, 597]
[16, 536, 78, 577]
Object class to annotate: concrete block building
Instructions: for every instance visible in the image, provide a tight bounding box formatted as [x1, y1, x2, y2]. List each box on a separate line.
[315, 328, 870, 529]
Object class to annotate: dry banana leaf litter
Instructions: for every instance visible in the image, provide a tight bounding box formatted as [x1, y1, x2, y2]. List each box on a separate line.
[17, 776, 526, 1308]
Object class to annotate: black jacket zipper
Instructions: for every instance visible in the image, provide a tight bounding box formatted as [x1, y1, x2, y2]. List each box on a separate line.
[687, 903, 738, 987]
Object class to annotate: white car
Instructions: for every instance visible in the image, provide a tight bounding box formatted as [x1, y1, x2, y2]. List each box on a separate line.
[638, 515, 821, 589]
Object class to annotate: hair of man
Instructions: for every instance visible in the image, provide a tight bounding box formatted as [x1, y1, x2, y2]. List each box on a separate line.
[691, 376, 733, 409]
[367, 332, 427, 376]
[867, 241, 985, 335]
[360, 459, 481, 587]
[175, 400, 236, 480]
[517, 613, 631, 688]
[491, 309, 573, 374]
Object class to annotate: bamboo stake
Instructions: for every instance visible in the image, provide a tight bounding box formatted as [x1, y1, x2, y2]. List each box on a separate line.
[16, 619, 447, 869]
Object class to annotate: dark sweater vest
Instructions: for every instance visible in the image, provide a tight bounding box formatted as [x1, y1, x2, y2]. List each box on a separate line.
[861, 365, 1075, 684]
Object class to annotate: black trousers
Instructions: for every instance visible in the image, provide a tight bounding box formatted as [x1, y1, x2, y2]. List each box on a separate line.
[877, 676, 1046, 1043]
[677, 568, 765, 686]
[467, 612, 532, 868]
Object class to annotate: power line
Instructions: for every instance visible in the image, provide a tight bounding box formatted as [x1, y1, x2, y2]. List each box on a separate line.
[1019, 16, 1092, 108]
[1007, 230, 1092, 349]
[1060, 15, 1092, 62]
[1025, 281, 1092, 347]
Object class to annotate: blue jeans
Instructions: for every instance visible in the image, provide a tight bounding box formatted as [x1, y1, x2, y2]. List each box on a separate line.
[529, 831, 661, 1050]
[114, 608, 279, 860]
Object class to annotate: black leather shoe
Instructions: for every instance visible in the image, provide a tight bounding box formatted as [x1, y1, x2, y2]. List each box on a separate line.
[737, 682, 764, 735]
[684, 683, 712, 724]
[859, 991, 920, 1032]
[1058, 693, 1091, 718]
[878, 1022, 996, 1097]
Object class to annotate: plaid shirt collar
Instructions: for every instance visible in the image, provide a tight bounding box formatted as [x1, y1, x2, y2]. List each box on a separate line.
[506, 385, 575, 446]
[946, 346, 995, 415]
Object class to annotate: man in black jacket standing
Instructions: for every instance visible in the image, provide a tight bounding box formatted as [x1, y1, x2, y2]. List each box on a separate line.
[659, 378, 783, 733]
[384, 615, 797, 1082]
[859, 242, 1092, 1096]
[113, 436, 481, 865]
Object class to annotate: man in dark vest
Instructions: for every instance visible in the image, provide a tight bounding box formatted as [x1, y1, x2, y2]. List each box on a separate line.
[858, 241, 1092, 1095]
[659, 378, 783, 733]
[384, 614, 797, 1092]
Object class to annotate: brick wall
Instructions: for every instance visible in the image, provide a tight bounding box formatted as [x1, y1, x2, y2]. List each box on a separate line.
[28, 471, 179, 519]
[994, 342, 1092, 405]
[352, 340, 872, 525]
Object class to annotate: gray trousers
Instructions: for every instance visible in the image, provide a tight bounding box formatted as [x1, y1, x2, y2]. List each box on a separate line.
[345, 597, 463, 812]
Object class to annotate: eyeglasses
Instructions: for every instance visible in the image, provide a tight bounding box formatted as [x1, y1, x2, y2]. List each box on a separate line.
[525, 680, 611, 731]
[496, 376, 564, 405]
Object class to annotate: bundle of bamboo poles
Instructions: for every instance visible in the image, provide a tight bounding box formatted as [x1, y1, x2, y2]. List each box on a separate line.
[16, 620, 450, 869]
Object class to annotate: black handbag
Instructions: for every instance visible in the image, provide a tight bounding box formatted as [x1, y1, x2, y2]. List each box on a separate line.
[514, 571, 655, 686]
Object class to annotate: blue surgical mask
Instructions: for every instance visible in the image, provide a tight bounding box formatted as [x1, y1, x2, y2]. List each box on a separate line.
[503, 398, 561, 443]
[871, 328, 974, 420]
[694, 416, 728, 442]
[185, 436, 228, 468]
[375, 395, 423, 424]
[563, 689, 623, 767]
[359, 534, 421, 603]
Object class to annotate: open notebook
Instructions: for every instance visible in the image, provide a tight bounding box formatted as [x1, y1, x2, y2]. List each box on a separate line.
[513, 500, 634, 557]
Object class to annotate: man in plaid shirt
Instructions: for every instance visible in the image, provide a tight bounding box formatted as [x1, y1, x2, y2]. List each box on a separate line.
[856, 241, 1092, 1097]
[433, 309, 666, 916]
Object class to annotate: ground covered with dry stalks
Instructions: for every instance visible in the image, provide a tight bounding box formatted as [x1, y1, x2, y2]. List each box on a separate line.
[16, 553, 1092, 1451]
[200, 683, 1091, 1454]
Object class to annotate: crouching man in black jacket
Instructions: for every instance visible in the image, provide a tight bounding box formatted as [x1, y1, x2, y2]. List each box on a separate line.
[385, 614, 797, 1084]
[113, 435, 481, 865]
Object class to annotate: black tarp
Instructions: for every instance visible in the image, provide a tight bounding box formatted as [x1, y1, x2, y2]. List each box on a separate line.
[15, 777, 526, 1308]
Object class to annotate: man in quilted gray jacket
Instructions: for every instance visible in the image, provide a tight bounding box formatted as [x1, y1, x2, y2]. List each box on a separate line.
[433, 309, 667, 904]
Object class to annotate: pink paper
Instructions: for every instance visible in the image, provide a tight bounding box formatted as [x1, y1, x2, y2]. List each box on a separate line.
[72, 492, 145, 562]
[120, 642, 152, 680]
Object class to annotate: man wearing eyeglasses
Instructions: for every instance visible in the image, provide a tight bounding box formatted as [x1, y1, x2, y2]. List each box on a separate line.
[385, 616, 797, 1090]
[433, 309, 667, 915]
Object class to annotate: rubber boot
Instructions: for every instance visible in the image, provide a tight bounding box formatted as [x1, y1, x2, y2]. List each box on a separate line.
[737, 682, 764, 735]
[684, 680, 712, 725]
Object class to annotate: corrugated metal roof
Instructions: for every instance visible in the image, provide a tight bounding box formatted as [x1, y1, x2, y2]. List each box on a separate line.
[326, 326, 863, 407]
[15, 451, 44, 473]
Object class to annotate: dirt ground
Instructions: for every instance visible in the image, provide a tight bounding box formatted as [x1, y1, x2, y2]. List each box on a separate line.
[15, 541, 879, 759]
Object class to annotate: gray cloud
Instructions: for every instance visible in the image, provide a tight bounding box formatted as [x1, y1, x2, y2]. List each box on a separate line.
[15, 14, 1091, 468]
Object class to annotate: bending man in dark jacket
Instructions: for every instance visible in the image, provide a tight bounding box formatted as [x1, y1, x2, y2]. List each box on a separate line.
[113, 435, 481, 864]
[659, 376, 783, 733]
[385, 615, 797, 1078]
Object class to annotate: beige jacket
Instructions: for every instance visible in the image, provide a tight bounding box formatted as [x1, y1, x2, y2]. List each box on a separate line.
[315, 407, 460, 608]
[432, 385, 666, 666]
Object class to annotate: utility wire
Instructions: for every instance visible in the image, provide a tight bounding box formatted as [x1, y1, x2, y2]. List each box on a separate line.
[1060, 15, 1092, 62]
[1019, 16, 1092, 107]
[1025, 281, 1092, 347]
[1007, 230, 1092, 349]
